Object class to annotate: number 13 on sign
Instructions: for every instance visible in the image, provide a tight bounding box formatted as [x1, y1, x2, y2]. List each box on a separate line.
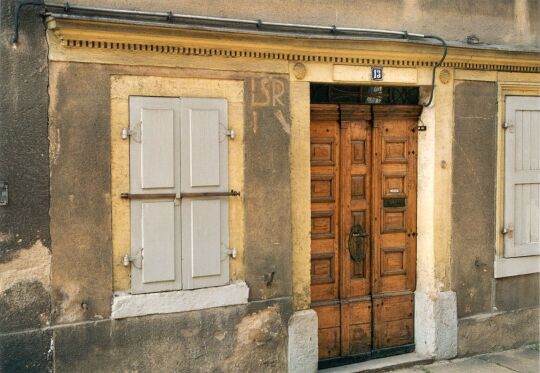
[371, 67, 383, 81]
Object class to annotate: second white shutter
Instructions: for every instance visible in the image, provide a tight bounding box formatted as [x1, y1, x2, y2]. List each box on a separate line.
[504, 96, 540, 257]
[180, 98, 230, 289]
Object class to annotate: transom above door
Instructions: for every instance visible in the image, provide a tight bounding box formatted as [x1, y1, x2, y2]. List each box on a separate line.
[310, 102, 421, 368]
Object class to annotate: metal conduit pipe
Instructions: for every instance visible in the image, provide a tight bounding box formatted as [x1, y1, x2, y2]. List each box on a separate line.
[11, 0, 45, 43]
[12, 1, 448, 106]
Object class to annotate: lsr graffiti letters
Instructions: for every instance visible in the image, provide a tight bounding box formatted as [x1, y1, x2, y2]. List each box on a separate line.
[249, 77, 290, 135]
[250, 77, 286, 108]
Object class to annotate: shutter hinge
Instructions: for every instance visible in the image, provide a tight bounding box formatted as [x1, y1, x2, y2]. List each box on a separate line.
[122, 249, 142, 268]
[501, 226, 514, 237]
[121, 122, 141, 141]
[502, 122, 514, 130]
[224, 248, 237, 259]
[226, 129, 236, 140]
[121, 127, 136, 140]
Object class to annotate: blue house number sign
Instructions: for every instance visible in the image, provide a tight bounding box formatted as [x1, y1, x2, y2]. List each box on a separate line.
[371, 67, 383, 81]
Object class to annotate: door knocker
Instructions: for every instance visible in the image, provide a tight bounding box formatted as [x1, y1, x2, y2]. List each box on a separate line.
[348, 225, 369, 262]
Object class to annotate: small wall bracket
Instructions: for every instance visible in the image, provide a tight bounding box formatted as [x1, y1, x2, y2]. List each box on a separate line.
[0, 181, 8, 206]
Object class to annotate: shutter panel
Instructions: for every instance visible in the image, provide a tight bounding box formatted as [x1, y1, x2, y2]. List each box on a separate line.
[141, 202, 176, 282]
[129, 97, 182, 293]
[180, 98, 229, 289]
[504, 96, 540, 257]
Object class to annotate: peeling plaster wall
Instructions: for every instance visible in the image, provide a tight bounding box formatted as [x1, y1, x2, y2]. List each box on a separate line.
[0, 1, 52, 371]
[451, 80, 540, 355]
[53, 300, 291, 372]
[0, 241, 51, 333]
[0, 1, 50, 260]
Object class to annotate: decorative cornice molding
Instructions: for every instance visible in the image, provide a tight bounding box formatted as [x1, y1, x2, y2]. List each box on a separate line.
[47, 17, 540, 73]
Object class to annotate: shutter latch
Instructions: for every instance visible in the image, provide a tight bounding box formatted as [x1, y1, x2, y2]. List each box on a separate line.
[224, 248, 237, 259]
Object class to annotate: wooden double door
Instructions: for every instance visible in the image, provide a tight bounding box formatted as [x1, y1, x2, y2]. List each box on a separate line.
[310, 104, 422, 364]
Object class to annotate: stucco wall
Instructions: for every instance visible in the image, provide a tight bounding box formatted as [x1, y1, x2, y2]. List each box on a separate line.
[2, 0, 540, 369]
[34, 60, 292, 369]
[451, 80, 540, 355]
[47, 61, 293, 322]
[53, 300, 291, 372]
[3, 27, 294, 369]
[0, 1, 52, 371]
[71, 0, 539, 49]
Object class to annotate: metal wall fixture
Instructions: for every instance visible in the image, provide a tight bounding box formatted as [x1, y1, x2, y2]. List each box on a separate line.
[11, 0, 45, 43]
[0, 181, 8, 206]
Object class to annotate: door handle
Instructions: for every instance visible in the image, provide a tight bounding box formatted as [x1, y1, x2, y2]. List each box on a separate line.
[348, 225, 369, 262]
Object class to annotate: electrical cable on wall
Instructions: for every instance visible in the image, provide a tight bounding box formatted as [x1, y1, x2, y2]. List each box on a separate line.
[420, 35, 448, 107]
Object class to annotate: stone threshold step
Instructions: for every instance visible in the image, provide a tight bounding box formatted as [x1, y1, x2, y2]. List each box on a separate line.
[319, 353, 433, 373]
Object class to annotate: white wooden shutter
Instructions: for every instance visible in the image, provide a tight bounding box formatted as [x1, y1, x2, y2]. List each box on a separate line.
[180, 98, 230, 289]
[129, 97, 182, 293]
[504, 96, 540, 257]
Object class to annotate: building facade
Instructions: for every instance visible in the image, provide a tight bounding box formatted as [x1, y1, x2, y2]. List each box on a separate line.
[1, 0, 539, 371]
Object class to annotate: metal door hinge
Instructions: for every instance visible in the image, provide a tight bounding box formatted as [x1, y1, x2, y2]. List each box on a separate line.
[502, 122, 514, 130]
[501, 226, 514, 237]
[224, 248, 237, 259]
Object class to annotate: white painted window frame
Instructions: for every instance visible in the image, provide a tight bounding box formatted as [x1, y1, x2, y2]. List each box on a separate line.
[495, 87, 540, 278]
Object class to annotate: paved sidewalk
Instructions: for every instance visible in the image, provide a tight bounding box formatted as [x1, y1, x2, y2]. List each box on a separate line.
[390, 345, 539, 373]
